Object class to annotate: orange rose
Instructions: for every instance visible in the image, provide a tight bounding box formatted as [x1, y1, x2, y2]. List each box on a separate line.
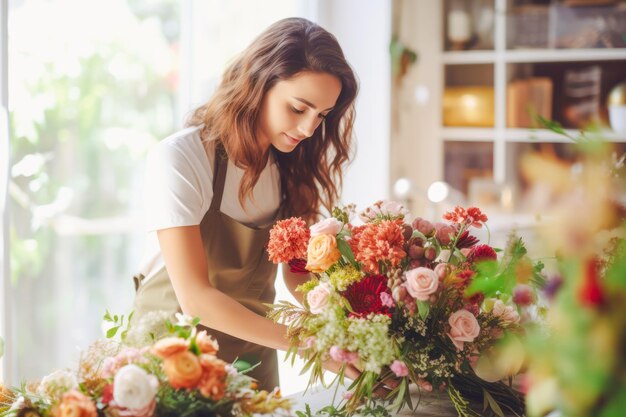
[197, 354, 228, 400]
[305, 234, 341, 273]
[54, 390, 97, 417]
[151, 337, 189, 359]
[195, 331, 219, 355]
[163, 351, 202, 389]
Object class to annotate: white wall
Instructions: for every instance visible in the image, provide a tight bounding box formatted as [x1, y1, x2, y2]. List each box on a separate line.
[317, 0, 392, 210]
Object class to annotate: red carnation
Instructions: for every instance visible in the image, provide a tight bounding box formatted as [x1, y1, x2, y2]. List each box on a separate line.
[349, 220, 406, 274]
[466, 207, 488, 227]
[468, 244, 497, 263]
[341, 275, 392, 318]
[267, 217, 310, 264]
[443, 206, 488, 228]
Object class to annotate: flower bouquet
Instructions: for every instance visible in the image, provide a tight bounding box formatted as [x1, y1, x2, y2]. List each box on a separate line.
[267, 202, 544, 416]
[0, 312, 291, 417]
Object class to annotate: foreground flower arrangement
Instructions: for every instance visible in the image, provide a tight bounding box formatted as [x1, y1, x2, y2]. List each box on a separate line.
[0, 314, 291, 417]
[268, 202, 544, 416]
[519, 123, 626, 417]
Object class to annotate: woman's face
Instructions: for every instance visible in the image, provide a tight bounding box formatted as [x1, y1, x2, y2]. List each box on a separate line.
[257, 71, 342, 153]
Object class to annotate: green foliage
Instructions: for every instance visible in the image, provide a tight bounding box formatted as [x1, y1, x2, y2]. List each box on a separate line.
[103, 309, 132, 341]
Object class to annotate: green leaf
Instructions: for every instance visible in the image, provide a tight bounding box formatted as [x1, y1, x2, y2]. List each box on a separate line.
[232, 359, 252, 372]
[417, 300, 430, 320]
[103, 309, 112, 322]
[106, 326, 120, 338]
[337, 239, 357, 267]
[191, 316, 201, 327]
[483, 389, 505, 417]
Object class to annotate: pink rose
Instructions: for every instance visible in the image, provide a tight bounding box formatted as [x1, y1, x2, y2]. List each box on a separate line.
[307, 283, 332, 314]
[492, 300, 520, 325]
[310, 218, 343, 237]
[405, 267, 439, 301]
[448, 309, 481, 351]
[379, 200, 409, 217]
[434, 263, 453, 281]
[390, 360, 409, 377]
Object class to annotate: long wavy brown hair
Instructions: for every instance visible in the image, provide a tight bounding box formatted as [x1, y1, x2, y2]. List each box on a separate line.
[187, 17, 358, 223]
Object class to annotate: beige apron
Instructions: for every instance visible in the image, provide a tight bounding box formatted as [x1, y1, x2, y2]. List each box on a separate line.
[132, 141, 280, 390]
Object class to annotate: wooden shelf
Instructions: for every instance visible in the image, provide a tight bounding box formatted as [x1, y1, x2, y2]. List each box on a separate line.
[442, 127, 495, 141]
[505, 48, 626, 63]
[442, 127, 626, 143]
[442, 48, 626, 65]
[505, 128, 626, 143]
[442, 51, 496, 65]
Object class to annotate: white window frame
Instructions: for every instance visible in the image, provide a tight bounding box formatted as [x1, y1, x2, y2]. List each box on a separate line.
[1, 0, 11, 384]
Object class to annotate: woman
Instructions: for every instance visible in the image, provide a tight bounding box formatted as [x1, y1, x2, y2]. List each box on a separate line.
[132, 17, 359, 390]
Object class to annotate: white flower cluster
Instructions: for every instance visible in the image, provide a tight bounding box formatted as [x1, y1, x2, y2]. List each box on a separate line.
[124, 310, 174, 347]
[345, 314, 394, 373]
[37, 369, 79, 402]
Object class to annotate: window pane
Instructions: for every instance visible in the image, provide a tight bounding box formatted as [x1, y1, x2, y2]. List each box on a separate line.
[8, 0, 180, 381]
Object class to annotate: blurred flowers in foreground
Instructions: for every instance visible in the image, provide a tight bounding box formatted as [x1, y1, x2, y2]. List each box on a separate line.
[521, 121, 626, 417]
[0, 312, 291, 417]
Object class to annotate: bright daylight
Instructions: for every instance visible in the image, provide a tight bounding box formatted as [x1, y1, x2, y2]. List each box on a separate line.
[1, 1, 625, 416]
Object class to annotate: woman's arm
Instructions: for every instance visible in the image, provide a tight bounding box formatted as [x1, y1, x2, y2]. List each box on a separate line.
[281, 264, 311, 306]
[157, 225, 290, 351]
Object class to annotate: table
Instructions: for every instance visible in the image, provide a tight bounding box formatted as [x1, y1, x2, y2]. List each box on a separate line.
[288, 384, 518, 416]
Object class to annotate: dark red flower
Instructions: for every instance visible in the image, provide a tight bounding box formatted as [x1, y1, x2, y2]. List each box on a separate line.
[578, 257, 604, 308]
[455, 269, 476, 288]
[455, 230, 479, 249]
[464, 292, 484, 307]
[288, 258, 308, 274]
[341, 275, 391, 318]
[468, 244, 497, 263]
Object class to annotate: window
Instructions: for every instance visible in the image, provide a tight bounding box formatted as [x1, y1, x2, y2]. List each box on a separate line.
[4, 0, 314, 395]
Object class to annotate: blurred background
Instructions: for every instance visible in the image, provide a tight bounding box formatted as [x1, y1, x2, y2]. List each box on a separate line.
[0, 0, 625, 397]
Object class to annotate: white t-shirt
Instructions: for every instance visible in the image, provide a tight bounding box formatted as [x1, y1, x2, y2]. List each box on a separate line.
[139, 125, 281, 278]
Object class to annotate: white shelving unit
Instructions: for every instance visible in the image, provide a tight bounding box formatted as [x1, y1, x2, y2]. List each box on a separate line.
[390, 0, 626, 208]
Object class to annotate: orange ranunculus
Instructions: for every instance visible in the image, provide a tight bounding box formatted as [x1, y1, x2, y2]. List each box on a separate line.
[54, 390, 97, 417]
[163, 351, 202, 389]
[151, 337, 189, 359]
[195, 330, 219, 355]
[197, 354, 228, 400]
[305, 234, 341, 273]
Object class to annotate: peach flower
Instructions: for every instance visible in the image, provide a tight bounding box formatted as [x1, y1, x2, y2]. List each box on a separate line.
[448, 309, 480, 351]
[307, 283, 332, 314]
[163, 351, 202, 389]
[310, 218, 343, 237]
[151, 337, 189, 359]
[405, 267, 439, 301]
[306, 235, 341, 273]
[195, 331, 219, 355]
[197, 354, 228, 400]
[54, 390, 97, 417]
[492, 300, 520, 325]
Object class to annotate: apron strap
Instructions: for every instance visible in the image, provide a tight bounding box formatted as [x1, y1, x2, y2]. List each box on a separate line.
[209, 141, 228, 212]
